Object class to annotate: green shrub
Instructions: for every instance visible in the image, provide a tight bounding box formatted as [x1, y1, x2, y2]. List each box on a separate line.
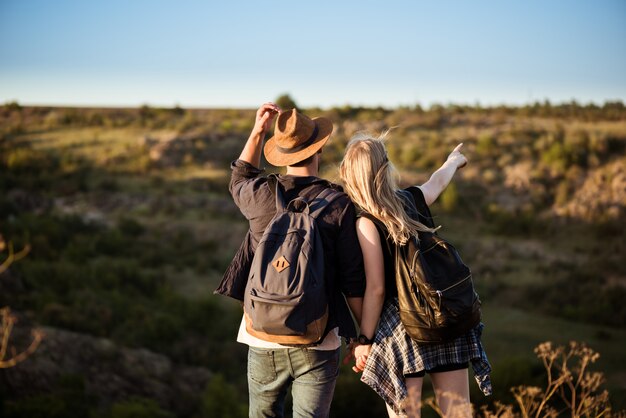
[199, 374, 247, 418]
[440, 183, 459, 212]
[99, 397, 174, 418]
[275, 94, 298, 110]
[2, 374, 96, 418]
[485, 204, 543, 236]
[5, 147, 59, 174]
[563, 129, 590, 167]
[4, 394, 74, 418]
[331, 367, 388, 417]
[476, 134, 496, 156]
[399, 143, 421, 168]
[3, 100, 22, 112]
[95, 230, 132, 257]
[114, 307, 185, 348]
[64, 234, 98, 263]
[541, 141, 568, 172]
[20, 259, 80, 296]
[0, 196, 18, 218]
[525, 270, 626, 327]
[480, 356, 543, 406]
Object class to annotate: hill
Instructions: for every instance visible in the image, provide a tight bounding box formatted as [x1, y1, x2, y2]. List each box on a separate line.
[1, 101, 625, 416]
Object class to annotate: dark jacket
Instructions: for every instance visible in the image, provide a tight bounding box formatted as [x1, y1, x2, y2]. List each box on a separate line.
[215, 160, 366, 338]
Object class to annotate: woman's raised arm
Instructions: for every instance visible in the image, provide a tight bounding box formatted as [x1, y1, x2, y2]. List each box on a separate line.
[418, 143, 467, 206]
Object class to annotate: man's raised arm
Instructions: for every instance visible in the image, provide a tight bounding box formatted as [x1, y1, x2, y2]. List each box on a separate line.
[238, 102, 281, 168]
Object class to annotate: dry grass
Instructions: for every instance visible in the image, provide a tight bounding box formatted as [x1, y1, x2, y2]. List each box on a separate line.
[421, 342, 625, 418]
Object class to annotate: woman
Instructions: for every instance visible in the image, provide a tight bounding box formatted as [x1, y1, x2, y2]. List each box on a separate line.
[339, 133, 491, 418]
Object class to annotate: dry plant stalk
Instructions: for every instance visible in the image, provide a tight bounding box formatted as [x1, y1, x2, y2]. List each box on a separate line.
[0, 306, 44, 368]
[546, 341, 612, 418]
[423, 396, 443, 417]
[508, 341, 620, 418]
[422, 391, 472, 418]
[0, 235, 31, 275]
[480, 401, 515, 418]
[0, 233, 43, 368]
[424, 341, 623, 418]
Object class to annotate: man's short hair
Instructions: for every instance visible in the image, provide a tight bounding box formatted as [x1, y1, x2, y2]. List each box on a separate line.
[289, 153, 316, 168]
[289, 149, 323, 168]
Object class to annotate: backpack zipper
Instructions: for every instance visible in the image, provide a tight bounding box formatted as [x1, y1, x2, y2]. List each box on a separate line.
[423, 238, 447, 254]
[408, 238, 445, 285]
[436, 274, 472, 298]
[438, 274, 472, 294]
[409, 247, 420, 287]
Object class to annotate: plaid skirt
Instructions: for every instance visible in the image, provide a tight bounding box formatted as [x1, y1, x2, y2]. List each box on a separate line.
[360, 298, 492, 414]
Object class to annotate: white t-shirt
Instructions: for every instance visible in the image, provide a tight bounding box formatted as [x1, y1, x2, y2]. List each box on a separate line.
[236, 316, 341, 350]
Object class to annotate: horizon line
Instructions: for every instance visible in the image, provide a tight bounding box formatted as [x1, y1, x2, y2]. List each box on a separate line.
[4, 98, 625, 111]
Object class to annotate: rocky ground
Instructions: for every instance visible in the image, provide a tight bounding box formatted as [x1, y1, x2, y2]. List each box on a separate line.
[1, 310, 213, 417]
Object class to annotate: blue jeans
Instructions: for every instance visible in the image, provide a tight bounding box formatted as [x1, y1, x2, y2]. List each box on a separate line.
[247, 346, 340, 418]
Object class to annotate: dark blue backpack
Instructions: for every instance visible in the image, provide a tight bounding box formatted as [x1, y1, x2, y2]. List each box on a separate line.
[244, 178, 341, 345]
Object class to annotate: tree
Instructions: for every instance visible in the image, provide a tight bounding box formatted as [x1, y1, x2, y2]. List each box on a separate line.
[275, 94, 298, 111]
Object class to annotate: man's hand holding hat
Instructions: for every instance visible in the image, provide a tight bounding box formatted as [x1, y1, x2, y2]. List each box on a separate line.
[253, 102, 281, 137]
[239, 102, 281, 167]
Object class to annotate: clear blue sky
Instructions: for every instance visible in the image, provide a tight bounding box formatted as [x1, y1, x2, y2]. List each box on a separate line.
[1, 0, 625, 108]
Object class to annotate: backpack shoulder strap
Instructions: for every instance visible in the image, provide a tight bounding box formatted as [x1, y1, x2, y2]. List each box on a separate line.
[266, 174, 287, 212]
[308, 187, 343, 219]
[397, 189, 419, 217]
[358, 211, 395, 253]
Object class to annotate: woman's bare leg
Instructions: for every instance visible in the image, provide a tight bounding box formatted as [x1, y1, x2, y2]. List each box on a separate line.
[429, 369, 471, 418]
[385, 377, 423, 418]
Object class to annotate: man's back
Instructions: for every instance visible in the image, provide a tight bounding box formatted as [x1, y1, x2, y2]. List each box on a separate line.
[227, 160, 365, 340]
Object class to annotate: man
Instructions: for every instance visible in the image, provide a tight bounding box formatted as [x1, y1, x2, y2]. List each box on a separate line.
[215, 102, 365, 417]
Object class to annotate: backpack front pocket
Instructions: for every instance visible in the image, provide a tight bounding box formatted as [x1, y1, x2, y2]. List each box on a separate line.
[248, 290, 306, 335]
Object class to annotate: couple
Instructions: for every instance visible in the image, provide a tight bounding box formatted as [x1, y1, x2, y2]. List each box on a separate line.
[216, 103, 492, 418]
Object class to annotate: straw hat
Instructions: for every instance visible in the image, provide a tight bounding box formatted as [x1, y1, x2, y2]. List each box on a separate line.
[264, 109, 333, 167]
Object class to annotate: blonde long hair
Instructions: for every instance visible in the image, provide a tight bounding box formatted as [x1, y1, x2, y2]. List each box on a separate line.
[339, 132, 437, 245]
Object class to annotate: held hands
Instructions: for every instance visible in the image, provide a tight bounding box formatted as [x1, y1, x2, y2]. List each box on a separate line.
[353, 343, 371, 373]
[342, 339, 357, 365]
[446, 143, 468, 169]
[252, 102, 281, 136]
[342, 340, 371, 373]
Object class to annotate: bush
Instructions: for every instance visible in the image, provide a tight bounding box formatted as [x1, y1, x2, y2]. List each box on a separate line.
[485, 205, 542, 237]
[97, 397, 174, 418]
[2, 374, 96, 418]
[331, 367, 388, 417]
[94, 230, 132, 257]
[3, 101, 21, 112]
[199, 374, 247, 418]
[275, 93, 298, 111]
[482, 356, 543, 406]
[399, 143, 422, 168]
[440, 183, 459, 212]
[525, 270, 626, 327]
[4, 148, 59, 175]
[21, 259, 82, 295]
[476, 134, 496, 156]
